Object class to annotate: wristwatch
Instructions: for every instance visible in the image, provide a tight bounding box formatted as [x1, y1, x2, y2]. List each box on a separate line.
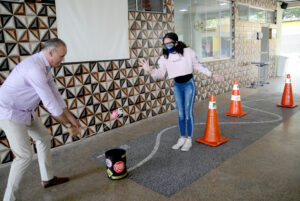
[65, 123, 72, 129]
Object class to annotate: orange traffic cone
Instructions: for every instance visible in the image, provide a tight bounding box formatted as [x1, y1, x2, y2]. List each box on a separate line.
[224, 79, 247, 117]
[277, 74, 298, 108]
[196, 94, 229, 146]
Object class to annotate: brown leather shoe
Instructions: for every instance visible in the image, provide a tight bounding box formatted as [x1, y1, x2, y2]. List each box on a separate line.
[41, 176, 69, 188]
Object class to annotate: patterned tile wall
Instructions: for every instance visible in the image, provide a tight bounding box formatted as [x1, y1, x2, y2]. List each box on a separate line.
[0, 1, 58, 163]
[0, 0, 277, 164]
[0, 0, 176, 163]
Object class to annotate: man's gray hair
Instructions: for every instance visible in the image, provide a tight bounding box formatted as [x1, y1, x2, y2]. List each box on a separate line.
[42, 38, 66, 51]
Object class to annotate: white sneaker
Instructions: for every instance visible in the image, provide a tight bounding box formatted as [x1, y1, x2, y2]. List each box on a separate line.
[181, 138, 192, 151]
[172, 137, 186, 150]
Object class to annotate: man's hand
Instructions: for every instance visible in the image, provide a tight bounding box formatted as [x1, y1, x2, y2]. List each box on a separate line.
[68, 125, 80, 137]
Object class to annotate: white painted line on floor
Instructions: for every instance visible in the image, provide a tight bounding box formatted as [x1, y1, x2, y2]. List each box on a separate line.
[128, 125, 177, 172]
[97, 154, 104, 158]
[128, 100, 283, 172]
[120, 144, 130, 150]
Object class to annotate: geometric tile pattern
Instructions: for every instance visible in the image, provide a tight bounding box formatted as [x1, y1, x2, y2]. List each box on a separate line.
[0, 0, 277, 164]
[0, 0, 175, 163]
[0, 1, 57, 74]
[0, 1, 58, 163]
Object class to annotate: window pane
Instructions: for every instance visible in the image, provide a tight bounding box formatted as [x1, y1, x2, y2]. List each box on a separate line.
[205, 15, 219, 59]
[249, 7, 258, 21]
[266, 11, 275, 23]
[257, 9, 266, 22]
[202, 36, 213, 58]
[174, 0, 232, 61]
[128, 0, 136, 11]
[174, 0, 192, 46]
[221, 37, 231, 58]
[220, 10, 231, 58]
[137, 0, 163, 12]
[237, 4, 275, 24]
[249, 7, 266, 22]
[237, 4, 249, 21]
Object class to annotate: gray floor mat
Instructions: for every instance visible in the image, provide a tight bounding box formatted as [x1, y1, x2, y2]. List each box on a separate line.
[89, 94, 300, 197]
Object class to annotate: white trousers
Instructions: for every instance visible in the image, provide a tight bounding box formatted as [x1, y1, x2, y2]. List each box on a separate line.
[0, 118, 53, 201]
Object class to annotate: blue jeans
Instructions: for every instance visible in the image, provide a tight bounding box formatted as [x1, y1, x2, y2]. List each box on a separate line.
[173, 78, 196, 138]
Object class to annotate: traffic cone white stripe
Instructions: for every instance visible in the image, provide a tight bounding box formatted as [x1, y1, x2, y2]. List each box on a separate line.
[231, 95, 241, 101]
[208, 101, 217, 109]
[224, 79, 247, 117]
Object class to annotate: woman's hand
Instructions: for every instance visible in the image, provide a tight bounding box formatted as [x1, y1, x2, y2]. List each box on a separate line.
[138, 58, 152, 73]
[212, 74, 224, 82]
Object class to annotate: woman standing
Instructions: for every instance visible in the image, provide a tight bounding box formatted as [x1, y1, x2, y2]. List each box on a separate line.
[139, 32, 223, 152]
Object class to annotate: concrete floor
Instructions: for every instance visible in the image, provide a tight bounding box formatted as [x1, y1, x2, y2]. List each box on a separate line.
[1, 76, 300, 201]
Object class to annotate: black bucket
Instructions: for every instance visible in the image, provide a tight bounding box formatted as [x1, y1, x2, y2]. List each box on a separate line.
[105, 148, 127, 180]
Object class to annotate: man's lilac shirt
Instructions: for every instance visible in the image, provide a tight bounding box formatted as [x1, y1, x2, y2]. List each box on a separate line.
[0, 52, 66, 125]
